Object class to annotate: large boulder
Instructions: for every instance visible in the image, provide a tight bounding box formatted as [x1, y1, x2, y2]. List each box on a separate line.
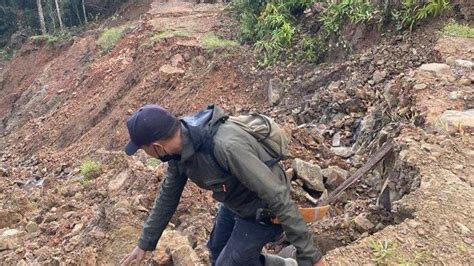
[419, 63, 451, 76]
[438, 109, 474, 131]
[292, 159, 325, 192]
[154, 229, 201, 266]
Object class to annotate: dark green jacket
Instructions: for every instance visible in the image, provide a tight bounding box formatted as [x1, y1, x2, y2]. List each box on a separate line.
[137, 106, 322, 265]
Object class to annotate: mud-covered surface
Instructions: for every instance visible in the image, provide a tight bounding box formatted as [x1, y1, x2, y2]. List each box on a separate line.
[0, 0, 473, 265]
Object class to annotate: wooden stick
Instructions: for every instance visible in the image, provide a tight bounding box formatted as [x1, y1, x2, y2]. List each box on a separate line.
[318, 141, 394, 206]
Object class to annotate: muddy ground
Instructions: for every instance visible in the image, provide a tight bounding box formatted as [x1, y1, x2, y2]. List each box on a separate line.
[0, 0, 473, 265]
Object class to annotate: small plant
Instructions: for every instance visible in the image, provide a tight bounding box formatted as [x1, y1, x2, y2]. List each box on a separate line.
[371, 240, 396, 264]
[146, 158, 161, 168]
[443, 21, 474, 38]
[0, 48, 15, 60]
[201, 32, 239, 51]
[97, 26, 127, 53]
[80, 160, 102, 181]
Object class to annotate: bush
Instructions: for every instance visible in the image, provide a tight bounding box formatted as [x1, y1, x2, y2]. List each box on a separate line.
[392, 0, 450, 31]
[443, 21, 474, 38]
[97, 26, 127, 52]
[232, 0, 312, 65]
[80, 160, 102, 180]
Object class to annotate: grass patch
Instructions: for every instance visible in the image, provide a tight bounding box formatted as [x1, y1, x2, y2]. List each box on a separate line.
[443, 21, 474, 38]
[80, 160, 102, 181]
[201, 32, 238, 51]
[153, 29, 189, 40]
[97, 26, 128, 53]
[140, 29, 189, 49]
[30, 34, 65, 44]
[371, 240, 396, 264]
[145, 158, 161, 168]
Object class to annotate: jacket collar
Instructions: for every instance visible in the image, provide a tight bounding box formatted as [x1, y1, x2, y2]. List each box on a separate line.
[179, 122, 195, 163]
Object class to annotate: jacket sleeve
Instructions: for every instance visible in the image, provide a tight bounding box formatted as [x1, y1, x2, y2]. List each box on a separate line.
[138, 161, 188, 250]
[215, 142, 322, 266]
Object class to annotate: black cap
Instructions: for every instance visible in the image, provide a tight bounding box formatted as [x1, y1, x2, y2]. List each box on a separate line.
[125, 104, 179, 156]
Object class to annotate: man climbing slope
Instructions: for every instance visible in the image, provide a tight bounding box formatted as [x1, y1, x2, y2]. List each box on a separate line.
[120, 104, 326, 266]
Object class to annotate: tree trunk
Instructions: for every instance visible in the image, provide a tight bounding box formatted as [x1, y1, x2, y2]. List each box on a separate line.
[74, 1, 82, 26]
[36, 0, 47, 34]
[49, 4, 57, 33]
[81, 0, 88, 23]
[55, 0, 64, 31]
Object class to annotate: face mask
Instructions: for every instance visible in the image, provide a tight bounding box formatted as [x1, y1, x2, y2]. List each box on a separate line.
[152, 144, 181, 162]
[158, 154, 181, 162]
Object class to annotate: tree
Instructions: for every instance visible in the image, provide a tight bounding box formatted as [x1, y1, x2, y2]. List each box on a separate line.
[55, 0, 64, 31]
[81, 0, 87, 23]
[36, 0, 47, 34]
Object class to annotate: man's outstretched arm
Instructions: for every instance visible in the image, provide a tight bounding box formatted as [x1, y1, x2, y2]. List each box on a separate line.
[121, 160, 188, 266]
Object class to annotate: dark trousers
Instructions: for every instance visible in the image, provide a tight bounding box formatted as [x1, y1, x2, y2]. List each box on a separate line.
[207, 205, 283, 266]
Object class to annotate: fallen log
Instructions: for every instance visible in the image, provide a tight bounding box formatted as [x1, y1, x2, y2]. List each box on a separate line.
[317, 141, 395, 206]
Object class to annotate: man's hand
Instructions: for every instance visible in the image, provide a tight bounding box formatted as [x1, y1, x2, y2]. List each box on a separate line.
[314, 258, 327, 266]
[120, 246, 146, 266]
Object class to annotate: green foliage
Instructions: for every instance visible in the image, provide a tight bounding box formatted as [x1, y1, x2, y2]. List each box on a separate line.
[443, 21, 474, 38]
[392, 0, 450, 31]
[232, 0, 313, 65]
[201, 32, 238, 51]
[145, 158, 161, 168]
[97, 26, 127, 53]
[80, 160, 102, 180]
[319, 0, 378, 37]
[371, 240, 396, 264]
[0, 48, 15, 60]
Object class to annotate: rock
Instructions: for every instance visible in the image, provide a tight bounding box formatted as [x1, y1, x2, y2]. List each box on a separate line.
[327, 80, 341, 90]
[292, 159, 325, 192]
[108, 171, 129, 193]
[321, 166, 349, 189]
[448, 91, 462, 100]
[71, 223, 83, 234]
[332, 132, 341, 147]
[171, 245, 201, 266]
[154, 229, 199, 265]
[354, 214, 374, 232]
[0, 210, 22, 229]
[419, 63, 451, 75]
[90, 230, 106, 239]
[193, 55, 206, 65]
[285, 168, 294, 180]
[0, 237, 13, 251]
[2, 229, 26, 238]
[454, 59, 474, 69]
[171, 54, 184, 67]
[0, 167, 8, 177]
[25, 221, 39, 233]
[159, 64, 185, 75]
[63, 211, 78, 219]
[268, 78, 283, 106]
[438, 109, 474, 130]
[373, 70, 387, 84]
[413, 83, 427, 90]
[456, 222, 470, 235]
[331, 147, 354, 159]
[459, 78, 471, 86]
